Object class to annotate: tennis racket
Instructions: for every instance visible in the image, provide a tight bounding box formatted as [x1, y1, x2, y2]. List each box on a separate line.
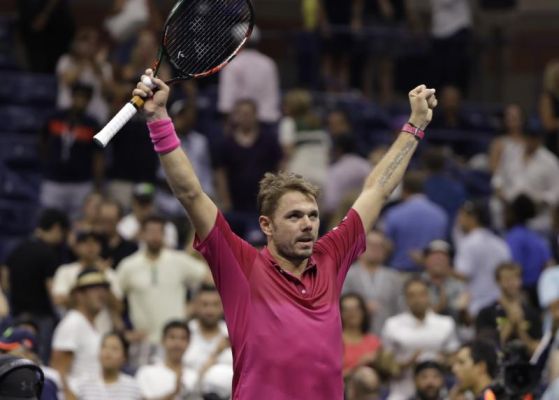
[94, 0, 255, 147]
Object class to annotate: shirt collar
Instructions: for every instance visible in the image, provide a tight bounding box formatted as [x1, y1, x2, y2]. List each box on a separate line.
[261, 247, 317, 274]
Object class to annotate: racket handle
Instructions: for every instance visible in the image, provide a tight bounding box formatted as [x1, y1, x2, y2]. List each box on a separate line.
[94, 98, 143, 147]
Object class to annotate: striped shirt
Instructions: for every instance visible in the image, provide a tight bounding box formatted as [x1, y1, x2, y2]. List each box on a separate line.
[74, 373, 142, 400]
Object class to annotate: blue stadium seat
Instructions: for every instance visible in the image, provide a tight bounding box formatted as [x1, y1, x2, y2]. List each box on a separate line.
[0, 73, 57, 105]
[0, 133, 40, 169]
[0, 168, 41, 201]
[0, 106, 53, 133]
[0, 199, 39, 235]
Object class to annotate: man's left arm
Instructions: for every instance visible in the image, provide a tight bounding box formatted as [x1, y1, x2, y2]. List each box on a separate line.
[352, 85, 437, 231]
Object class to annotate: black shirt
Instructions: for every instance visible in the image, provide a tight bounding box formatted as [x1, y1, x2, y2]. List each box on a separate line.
[475, 300, 542, 344]
[102, 236, 138, 269]
[5, 237, 58, 316]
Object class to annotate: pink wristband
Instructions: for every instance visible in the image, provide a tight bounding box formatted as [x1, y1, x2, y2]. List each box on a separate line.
[147, 118, 181, 154]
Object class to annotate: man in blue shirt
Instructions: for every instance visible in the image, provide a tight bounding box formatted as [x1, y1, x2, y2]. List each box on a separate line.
[383, 171, 448, 272]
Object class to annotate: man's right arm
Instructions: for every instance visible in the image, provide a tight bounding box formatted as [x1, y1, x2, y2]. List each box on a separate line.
[134, 69, 217, 240]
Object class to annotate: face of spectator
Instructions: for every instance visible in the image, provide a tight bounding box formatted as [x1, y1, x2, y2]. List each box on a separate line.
[163, 327, 189, 363]
[440, 86, 461, 115]
[327, 111, 350, 137]
[405, 281, 430, 318]
[415, 368, 444, 400]
[82, 193, 103, 223]
[100, 335, 126, 372]
[79, 285, 108, 315]
[346, 366, 381, 400]
[497, 268, 522, 299]
[504, 104, 524, 133]
[132, 198, 154, 220]
[196, 291, 223, 329]
[457, 208, 474, 233]
[72, 90, 93, 113]
[264, 191, 319, 263]
[135, 30, 158, 62]
[76, 237, 101, 264]
[175, 107, 197, 134]
[73, 29, 98, 59]
[341, 296, 366, 332]
[452, 347, 478, 390]
[424, 251, 450, 278]
[47, 224, 67, 245]
[98, 204, 120, 236]
[233, 102, 258, 131]
[141, 221, 165, 253]
[361, 232, 388, 266]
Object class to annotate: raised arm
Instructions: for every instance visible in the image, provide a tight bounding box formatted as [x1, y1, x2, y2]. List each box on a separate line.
[134, 69, 217, 240]
[352, 85, 437, 230]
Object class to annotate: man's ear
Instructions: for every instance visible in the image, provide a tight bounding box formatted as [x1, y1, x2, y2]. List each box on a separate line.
[259, 215, 273, 237]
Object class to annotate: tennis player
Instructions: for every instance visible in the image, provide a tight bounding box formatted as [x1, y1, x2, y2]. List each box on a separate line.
[133, 68, 437, 399]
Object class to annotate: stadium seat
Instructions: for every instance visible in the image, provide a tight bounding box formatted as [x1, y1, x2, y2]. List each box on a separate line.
[0, 133, 40, 169]
[0, 105, 53, 133]
[0, 72, 57, 105]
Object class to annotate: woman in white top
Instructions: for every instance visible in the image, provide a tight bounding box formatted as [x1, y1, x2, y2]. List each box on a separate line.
[71, 332, 142, 400]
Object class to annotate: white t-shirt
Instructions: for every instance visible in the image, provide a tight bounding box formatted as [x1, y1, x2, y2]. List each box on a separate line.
[117, 214, 178, 249]
[74, 373, 142, 400]
[136, 363, 199, 399]
[430, 0, 472, 38]
[52, 310, 102, 383]
[183, 320, 233, 371]
[56, 54, 113, 124]
[52, 262, 122, 335]
[382, 311, 460, 400]
[117, 249, 208, 343]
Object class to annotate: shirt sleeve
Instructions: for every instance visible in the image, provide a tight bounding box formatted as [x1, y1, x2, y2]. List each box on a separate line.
[181, 254, 209, 287]
[51, 268, 71, 297]
[454, 243, 475, 278]
[314, 208, 366, 288]
[52, 314, 79, 352]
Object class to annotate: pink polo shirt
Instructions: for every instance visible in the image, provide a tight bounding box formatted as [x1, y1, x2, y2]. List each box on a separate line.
[194, 209, 366, 399]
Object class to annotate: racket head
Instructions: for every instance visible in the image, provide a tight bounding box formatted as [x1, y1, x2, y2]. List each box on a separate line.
[159, 0, 255, 83]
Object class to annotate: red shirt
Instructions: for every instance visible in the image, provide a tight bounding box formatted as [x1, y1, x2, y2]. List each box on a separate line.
[343, 334, 382, 371]
[194, 209, 366, 399]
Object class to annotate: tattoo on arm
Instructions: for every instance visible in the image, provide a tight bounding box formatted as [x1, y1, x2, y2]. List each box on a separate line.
[378, 140, 416, 188]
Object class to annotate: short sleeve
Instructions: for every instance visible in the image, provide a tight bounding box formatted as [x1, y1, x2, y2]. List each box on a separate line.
[314, 208, 366, 286]
[52, 314, 80, 352]
[52, 267, 72, 297]
[180, 254, 209, 287]
[454, 244, 474, 278]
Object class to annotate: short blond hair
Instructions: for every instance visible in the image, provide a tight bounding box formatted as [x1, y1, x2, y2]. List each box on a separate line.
[257, 172, 320, 217]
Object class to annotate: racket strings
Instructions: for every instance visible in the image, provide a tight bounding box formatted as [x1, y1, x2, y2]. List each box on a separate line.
[165, 0, 252, 75]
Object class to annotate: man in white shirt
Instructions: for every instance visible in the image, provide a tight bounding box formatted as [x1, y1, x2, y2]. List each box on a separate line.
[136, 320, 199, 400]
[51, 230, 123, 334]
[382, 277, 459, 400]
[183, 285, 232, 374]
[117, 216, 208, 365]
[217, 26, 280, 124]
[51, 268, 110, 389]
[454, 200, 511, 316]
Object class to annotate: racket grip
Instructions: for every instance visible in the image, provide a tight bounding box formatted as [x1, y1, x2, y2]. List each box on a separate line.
[93, 103, 138, 147]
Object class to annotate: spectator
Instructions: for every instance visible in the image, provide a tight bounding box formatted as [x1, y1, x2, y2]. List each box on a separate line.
[199, 364, 234, 400]
[97, 199, 138, 269]
[450, 341, 497, 400]
[327, 109, 353, 138]
[454, 200, 511, 316]
[343, 230, 404, 335]
[475, 262, 542, 353]
[539, 60, 559, 156]
[71, 332, 141, 400]
[488, 103, 526, 174]
[40, 83, 104, 220]
[56, 28, 113, 124]
[215, 99, 283, 240]
[492, 128, 559, 235]
[341, 293, 382, 378]
[1, 209, 69, 363]
[104, 0, 149, 46]
[409, 360, 447, 400]
[16, 0, 74, 73]
[318, 0, 363, 92]
[0, 287, 8, 322]
[52, 230, 122, 335]
[51, 269, 110, 389]
[383, 171, 448, 273]
[429, 0, 472, 93]
[136, 320, 199, 399]
[279, 89, 329, 190]
[0, 355, 46, 399]
[73, 192, 103, 233]
[504, 194, 553, 304]
[422, 240, 468, 322]
[323, 135, 371, 215]
[157, 100, 215, 217]
[345, 366, 382, 400]
[183, 285, 232, 374]
[0, 326, 62, 399]
[117, 216, 208, 366]
[218, 26, 280, 124]
[117, 183, 179, 248]
[382, 277, 459, 400]
[422, 147, 467, 227]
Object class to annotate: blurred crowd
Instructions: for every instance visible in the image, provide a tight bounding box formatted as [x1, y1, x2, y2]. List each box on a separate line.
[2, 0, 559, 399]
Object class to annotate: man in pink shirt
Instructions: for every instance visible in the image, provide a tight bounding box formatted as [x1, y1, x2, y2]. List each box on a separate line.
[133, 68, 437, 399]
